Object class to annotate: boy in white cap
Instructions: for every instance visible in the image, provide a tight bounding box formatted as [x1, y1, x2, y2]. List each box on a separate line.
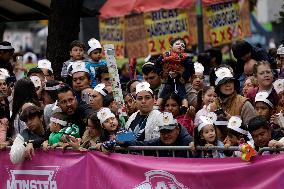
[85, 38, 107, 87]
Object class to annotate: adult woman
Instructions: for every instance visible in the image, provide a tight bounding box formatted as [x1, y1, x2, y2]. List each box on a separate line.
[8, 78, 40, 139]
[246, 61, 279, 106]
[242, 76, 258, 97]
[213, 66, 255, 125]
[161, 93, 194, 135]
[125, 82, 160, 141]
[87, 83, 110, 112]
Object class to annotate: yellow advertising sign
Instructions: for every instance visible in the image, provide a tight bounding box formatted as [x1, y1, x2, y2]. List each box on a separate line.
[205, 1, 243, 47]
[99, 18, 125, 59]
[144, 9, 191, 55]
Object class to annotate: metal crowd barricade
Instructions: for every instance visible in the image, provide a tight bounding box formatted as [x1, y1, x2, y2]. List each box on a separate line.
[110, 146, 240, 158]
[258, 147, 284, 155]
[3, 145, 284, 157]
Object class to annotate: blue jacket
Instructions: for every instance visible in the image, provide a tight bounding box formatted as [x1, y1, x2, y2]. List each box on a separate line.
[85, 59, 107, 87]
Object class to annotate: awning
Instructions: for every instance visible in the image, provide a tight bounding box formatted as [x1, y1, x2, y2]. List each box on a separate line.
[100, 0, 195, 19]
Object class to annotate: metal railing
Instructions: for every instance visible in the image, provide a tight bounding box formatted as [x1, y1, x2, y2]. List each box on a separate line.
[3, 145, 284, 157]
[258, 147, 284, 155]
[89, 146, 241, 158]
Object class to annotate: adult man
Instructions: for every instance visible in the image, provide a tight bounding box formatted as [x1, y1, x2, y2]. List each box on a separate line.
[68, 61, 91, 101]
[248, 116, 284, 152]
[142, 62, 161, 100]
[0, 41, 15, 76]
[57, 85, 93, 137]
[232, 40, 274, 80]
[125, 81, 161, 141]
[122, 112, 193, 157]
[95, 66, 112, 93]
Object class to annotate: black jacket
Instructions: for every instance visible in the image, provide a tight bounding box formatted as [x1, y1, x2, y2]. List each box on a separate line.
[68, 102, 94, 137]
[21, 129, 46, 148]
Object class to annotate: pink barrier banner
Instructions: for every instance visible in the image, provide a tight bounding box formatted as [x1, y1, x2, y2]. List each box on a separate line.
[1, 150, 284, 189]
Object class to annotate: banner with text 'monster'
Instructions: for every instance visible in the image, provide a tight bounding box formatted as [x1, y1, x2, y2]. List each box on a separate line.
[1, 150, 284, 189]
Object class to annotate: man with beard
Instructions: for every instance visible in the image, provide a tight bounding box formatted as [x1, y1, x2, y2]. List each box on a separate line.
[57, 85, 93, 137]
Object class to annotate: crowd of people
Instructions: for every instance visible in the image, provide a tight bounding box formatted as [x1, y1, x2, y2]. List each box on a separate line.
[0, 36, 284, 164]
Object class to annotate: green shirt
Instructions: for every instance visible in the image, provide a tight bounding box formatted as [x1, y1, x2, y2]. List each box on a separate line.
[48, 132, 63, 145]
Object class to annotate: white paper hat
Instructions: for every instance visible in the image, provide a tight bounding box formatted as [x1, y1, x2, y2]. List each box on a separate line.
[87, 38, 102, 55]
[255, 91, 273, 108]
[194, 62, 204, 74]
[227, 116, 248, 135]
[273, 79, 284, 94]
[0, 43, 14, 50]
[67, 61, 89, 75]
[136, 81, 153, 94]
[158, 112, 178, 130]
[0, 68, 10, 80]
[198, 112, 217, 132]
[215, 67, 233, 86]
[97, 107, 115, 125]
[38, 59, 53, 73]
[94, 83, 107, 96]
[30, 76, 41, 88]
[144, 54, 152, 63]
[277, 45, 284, 55]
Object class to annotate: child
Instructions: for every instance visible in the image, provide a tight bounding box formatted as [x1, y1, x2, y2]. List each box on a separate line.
[96, 107, 119, 153]
[224, 116, 253, 157]
[194, 86, 216, 126]
[61, 40, 86, 79]
[155, 37, 194, 109]
[193, 113, 225, 158]
[44, 112, 80, 149]
[254, 91, 276, 121]
[80, 112, 102, 149]
[10, 105, 46, 164]
[85, 38, 107, 87]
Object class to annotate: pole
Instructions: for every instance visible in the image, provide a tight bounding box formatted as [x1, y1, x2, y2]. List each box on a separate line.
[196, 0, 204, 53]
